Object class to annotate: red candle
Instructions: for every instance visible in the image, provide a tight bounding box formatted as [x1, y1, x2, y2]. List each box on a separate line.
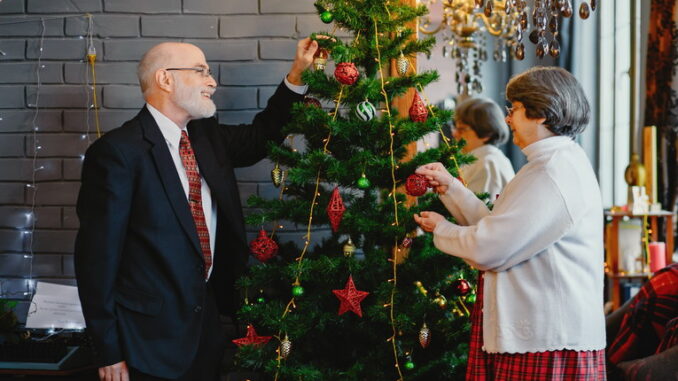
[648, 242, 666, 273]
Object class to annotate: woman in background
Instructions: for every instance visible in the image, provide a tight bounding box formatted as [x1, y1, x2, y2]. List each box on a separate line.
[453, 97, 514, 201]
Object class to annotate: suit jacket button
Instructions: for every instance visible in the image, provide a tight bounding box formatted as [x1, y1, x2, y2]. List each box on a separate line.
[194, 306, 202, 313]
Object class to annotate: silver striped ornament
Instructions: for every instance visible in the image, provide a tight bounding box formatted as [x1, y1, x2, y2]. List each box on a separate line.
[355, 100, 377, 121]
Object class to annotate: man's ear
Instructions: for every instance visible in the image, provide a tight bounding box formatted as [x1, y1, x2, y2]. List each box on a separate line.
[156, 69, 173, 93]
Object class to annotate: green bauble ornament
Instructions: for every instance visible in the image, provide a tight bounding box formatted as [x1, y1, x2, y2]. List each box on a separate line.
[404, 360, 415, 370]
[320, 10, 334, 23]
[292, 285, 305, 297]
[356, 174, 371, 189]
[466, 293, 476, 303]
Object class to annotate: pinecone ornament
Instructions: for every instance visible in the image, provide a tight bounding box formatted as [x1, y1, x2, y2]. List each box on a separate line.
[397, 52, 409, 76]
[271, 162, 283, 187]
[419, 323, 431, 349]
[280, 335, 292, 359]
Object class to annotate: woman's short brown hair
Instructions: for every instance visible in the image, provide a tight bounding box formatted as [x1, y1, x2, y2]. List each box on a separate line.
[506, 66, 590, 137]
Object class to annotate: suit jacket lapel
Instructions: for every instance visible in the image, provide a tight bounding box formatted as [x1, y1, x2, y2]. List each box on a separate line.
[139, 107, 202, 256]
[188, 121, 248, 248]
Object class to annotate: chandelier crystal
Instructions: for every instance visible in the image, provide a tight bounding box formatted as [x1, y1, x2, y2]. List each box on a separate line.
[420, 0, 597, 95]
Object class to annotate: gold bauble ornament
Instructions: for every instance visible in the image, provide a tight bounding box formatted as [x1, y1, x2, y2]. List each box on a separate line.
[433, 294, 447, 308]
[343, 237, 356, 257]
[313, 48, 329, 71]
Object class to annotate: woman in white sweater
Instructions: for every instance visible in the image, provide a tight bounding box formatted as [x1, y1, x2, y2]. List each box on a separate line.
[414, 67, 606, 380]
[453, 97, 515, 201]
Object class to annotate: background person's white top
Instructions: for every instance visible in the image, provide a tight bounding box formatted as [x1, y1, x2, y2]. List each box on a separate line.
[461, 144, 515, 201]
[434, 136, 606, 353]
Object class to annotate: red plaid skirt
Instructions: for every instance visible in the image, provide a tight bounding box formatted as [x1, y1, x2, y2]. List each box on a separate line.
[466, 273, 606, 381]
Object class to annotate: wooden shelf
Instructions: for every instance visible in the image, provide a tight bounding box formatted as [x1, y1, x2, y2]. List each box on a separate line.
[607, 272, 652, 279]
[604, 210, 673, 217]
[605, 209, 674, 310]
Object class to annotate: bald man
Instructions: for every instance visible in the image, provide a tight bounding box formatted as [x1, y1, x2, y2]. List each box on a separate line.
[75, 39, 317, 381]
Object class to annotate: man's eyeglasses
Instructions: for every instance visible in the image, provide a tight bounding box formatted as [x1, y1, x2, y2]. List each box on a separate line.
[165, 67, 213, 78]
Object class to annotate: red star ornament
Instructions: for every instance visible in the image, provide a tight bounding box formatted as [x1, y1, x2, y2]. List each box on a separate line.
[232, 324, 272, 348]
[332, 275, 369, 317]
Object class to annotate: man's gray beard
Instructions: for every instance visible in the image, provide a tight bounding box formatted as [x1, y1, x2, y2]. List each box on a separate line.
[172, 82, 216, 120]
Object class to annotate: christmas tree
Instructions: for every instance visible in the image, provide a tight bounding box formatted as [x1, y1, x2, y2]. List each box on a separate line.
[233, 1, 478, 379]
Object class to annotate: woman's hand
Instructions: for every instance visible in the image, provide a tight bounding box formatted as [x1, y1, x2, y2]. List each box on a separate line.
[413, 211, 445, 233]
[415, 162, 457, 194]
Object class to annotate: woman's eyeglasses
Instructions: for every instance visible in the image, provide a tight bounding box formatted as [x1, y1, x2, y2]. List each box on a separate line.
[505, 104, 523, 117]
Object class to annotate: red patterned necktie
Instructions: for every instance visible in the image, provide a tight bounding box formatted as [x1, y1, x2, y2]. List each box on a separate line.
[179, 130, 212, 278]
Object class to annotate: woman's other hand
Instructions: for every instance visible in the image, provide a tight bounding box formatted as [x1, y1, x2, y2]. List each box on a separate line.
[413, 211, 445, 233]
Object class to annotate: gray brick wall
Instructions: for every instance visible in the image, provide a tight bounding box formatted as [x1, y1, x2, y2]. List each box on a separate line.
[0, 0, 321, 318]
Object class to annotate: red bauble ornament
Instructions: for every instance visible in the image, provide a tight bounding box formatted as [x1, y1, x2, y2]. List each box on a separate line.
[453, 279, 472, 297]
[326, 187, 346, 232]
[334, 62, 359, 85]
[405, 174, 429, 197]
[304, 97, 322, 108]
[332, 275, 369, 317]
[249, 229, 278, 262]
[232, 324, 272, 347]
[409, 92, 428, 123]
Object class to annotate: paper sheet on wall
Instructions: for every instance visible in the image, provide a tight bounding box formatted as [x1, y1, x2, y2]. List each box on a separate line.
[25, 281, 86, 329]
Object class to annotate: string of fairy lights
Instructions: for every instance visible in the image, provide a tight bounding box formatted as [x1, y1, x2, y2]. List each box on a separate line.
[0, 14, 99, 301]
[373, 16, 406, 379]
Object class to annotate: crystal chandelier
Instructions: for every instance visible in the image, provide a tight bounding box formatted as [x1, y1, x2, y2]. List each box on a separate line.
[419, 0, 597, 95]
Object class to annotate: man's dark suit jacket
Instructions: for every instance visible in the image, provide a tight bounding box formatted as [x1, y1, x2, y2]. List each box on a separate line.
[74, 82, 303, 378]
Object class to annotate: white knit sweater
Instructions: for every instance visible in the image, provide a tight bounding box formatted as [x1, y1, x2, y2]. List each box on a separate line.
[433, 136, 606, 353]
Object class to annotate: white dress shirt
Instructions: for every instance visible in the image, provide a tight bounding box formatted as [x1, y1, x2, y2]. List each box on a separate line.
[146, 77, 306, 279]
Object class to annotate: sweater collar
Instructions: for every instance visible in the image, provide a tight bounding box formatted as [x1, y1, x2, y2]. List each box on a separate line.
[522, 136, 574, 162]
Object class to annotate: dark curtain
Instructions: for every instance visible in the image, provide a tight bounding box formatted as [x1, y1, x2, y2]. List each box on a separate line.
[644, 0, 678, 244]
